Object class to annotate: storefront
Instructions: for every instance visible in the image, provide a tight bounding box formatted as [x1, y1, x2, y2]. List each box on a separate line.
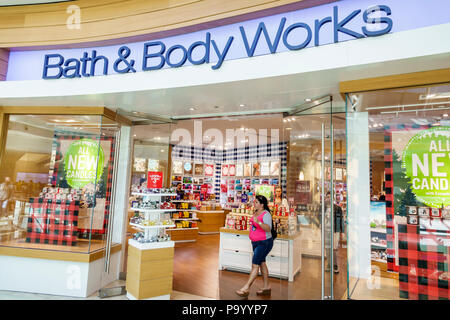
[0, 0, 449, 300]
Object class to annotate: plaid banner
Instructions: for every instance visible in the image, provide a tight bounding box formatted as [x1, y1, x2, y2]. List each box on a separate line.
[384, 124, 430, 272]
[26, 198, 80, 246]
[50, 131, 116, 236]
[398, 223, 449, 300]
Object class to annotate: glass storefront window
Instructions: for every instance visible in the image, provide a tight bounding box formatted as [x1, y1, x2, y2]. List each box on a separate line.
[346, 83, 450, 300]
[0, 114, 120, 254]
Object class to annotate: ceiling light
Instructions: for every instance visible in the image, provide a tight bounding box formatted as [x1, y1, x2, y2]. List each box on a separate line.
[161, 149, 165, 152]
[286, 128, 292, 130]
[419, 92, 450, 100]
[189, 107, 196, 111]
[239, 104, 245, 107]
[155, 137, 160, 140]
[283, 119, 287, 123]
[305, 98, 312, 102]
[444, 113, 449, 117]
[133, 134, 137, 137]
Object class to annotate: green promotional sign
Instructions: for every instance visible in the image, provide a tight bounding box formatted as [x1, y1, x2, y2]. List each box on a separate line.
[255, 185, 274, 202]
[64, 139, 105, 188]
[402, 127, 450, 208]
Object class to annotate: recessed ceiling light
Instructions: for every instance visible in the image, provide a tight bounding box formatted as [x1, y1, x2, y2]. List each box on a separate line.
[133, 111, 138, 114]
[189, 107, 196, 111]
[239, 104, 245, 107]
[161, 149, 165, 152]
[133, 134, 137, 137]
[444, 113, 449, 117]
[305, 98, 312, 102]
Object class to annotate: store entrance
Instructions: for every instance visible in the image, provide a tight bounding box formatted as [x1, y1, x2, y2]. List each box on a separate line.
[125, 98, 347, 300]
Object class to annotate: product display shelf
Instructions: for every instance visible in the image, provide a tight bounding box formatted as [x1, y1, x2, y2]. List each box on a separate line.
[131, 193, 177, 197]
[131, 208, 178, 213]
[172, 218, 200, 221]
[130, 191, 178, 247]
[130, 222, 176, 229]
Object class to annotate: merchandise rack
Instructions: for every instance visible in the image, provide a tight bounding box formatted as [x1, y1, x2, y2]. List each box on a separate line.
[166, 200, 201, 243]
[130, 191, 177, 244]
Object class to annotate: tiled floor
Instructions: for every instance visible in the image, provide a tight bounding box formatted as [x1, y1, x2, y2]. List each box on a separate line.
[0, 280, 213, 300]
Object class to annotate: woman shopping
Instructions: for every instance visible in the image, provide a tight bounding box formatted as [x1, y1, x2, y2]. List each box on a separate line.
[236, 195, 274, 298]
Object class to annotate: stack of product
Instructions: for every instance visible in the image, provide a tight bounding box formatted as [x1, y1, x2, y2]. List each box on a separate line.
[131, 200, 176, 210]
[223, 203, 298, 236]
[131, 186, 176, 194]
[132, 231, 171, 243]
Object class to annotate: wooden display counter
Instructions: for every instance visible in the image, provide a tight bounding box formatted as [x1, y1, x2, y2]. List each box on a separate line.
[126, 239, 174, 300]
[219, 228, 302, 281]
[167, 227, 198, 242]
[196, 210, 226, 234]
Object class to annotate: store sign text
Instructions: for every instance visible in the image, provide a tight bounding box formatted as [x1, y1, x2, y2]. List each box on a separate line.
[42, 5, 393, 79]
[402, 127, 450, 208]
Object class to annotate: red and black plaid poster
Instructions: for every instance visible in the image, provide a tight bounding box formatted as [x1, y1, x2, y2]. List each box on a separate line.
[49, 131, 116, 237]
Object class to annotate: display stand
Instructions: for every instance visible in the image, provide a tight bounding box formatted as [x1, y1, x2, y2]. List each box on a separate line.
[218, 228, 302, 281]
[197, 210, 226, 234]
[167, 201, 199, 242]
[126, 192, 176, 300]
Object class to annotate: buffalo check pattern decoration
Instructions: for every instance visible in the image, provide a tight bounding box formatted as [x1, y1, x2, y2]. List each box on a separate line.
[50, 131, 116, 236]
[384, 124, 430, 272]
[26, 198, 80, 246]
[172, 142, 288, 199]
[398, 223, 450, 300]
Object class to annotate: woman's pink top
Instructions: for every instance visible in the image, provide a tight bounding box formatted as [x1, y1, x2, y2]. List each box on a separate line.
[249, 210, 272, 242]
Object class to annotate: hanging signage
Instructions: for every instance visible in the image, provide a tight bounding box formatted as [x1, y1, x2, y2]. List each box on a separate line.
[255, 184, 275, 202]
[63, 139, 104, 188]
[147, 171, 164, 189]
[402, 127, 450, 208]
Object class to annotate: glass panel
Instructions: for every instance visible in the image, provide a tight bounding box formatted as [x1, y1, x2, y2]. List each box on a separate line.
[0, 114, 120, 254]
[97, 116, 121, 281]
[283, 99, 346, 300]
[346, 83, 450, 300]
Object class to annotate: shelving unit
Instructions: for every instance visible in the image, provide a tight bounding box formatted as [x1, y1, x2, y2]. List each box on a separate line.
[166, 200, 200, 242]
[126, 191, 176, 300]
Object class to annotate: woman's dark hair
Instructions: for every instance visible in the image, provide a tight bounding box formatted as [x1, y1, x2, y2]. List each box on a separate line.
[255, 195, 271, 212]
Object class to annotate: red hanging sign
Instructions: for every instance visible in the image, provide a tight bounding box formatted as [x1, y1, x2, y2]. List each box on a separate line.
[147, 171, 163, 189]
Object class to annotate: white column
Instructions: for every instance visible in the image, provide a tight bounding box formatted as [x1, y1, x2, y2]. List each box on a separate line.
[346, 111, 371, 281]
[112, 125, 133, 274]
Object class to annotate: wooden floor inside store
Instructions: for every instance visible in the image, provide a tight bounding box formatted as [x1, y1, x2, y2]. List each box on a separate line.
[172, 233, 350, 300]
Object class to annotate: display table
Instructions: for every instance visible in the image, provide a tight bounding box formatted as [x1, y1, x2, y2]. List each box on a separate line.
[218, 228, 302, 281]
[126, 239, 174, 300]
[196, 210, 226, 234]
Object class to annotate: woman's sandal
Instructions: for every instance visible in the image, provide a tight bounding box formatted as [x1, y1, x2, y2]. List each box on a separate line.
[235, 289, 250, 297]
[256, 288, 271, 296]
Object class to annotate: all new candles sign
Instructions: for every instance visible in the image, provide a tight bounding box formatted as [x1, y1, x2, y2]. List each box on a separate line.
[148, 171, 163, 189]
[402, 127, 450, 208]
[64, 139, 104, 188]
